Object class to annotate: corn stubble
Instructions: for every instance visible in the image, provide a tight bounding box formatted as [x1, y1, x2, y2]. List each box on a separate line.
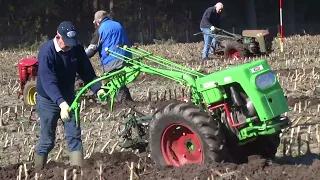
[0, 35, 319, 179]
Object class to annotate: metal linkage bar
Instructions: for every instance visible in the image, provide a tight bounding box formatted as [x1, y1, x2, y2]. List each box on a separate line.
[105, 45, 205, 78]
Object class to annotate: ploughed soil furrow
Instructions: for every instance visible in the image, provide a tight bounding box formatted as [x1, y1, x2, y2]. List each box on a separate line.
[274, 67, 320, 76]
[0, 151, 319, 180]
[287, 96, 320, 107]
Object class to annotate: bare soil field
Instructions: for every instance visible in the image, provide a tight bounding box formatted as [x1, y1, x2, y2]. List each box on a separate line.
[0, 34, 319, 179]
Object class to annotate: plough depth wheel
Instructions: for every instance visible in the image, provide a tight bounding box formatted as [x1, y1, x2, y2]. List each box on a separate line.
[23, 78, 37, 105]
[148, 102, 228, 167]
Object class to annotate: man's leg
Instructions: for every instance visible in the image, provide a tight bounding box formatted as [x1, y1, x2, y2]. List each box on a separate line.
[201, 28, 213, 60]
[102, 64, 134, 102]
[210, 34, 217, 55]
[34, 95, 60, 170]
[64, 112, 83, 167]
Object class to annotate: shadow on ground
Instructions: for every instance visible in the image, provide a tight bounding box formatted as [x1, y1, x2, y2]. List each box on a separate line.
[275, 153, 320, 165]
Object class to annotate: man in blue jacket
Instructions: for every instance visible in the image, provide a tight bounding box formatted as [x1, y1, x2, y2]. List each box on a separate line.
[35, 21, 106, 169]
[86, 10, 133, 102]
[200, 2, 223, 60]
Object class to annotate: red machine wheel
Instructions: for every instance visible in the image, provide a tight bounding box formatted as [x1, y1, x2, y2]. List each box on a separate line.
[161, 123, 203, 166]
[148, 102, 228, 167]
[177, 97, 190, 103]
[223, 40, 247, 60]
[228, 49, 241, 60]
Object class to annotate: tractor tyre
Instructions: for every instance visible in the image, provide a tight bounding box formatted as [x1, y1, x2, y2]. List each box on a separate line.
[223, 40, 248, 60]
[23, 78, 37, 106]
[219, 111, 250, 163]
[148, 101, 228, 167]
[246, 133, 281, 159]
[226, 133, 281, 163]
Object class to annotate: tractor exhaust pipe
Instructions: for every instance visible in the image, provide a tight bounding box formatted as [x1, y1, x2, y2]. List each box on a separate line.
[230, 86, 245, 107]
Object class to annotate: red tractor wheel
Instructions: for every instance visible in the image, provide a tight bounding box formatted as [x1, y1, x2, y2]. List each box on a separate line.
[148, 102, 228, 167]
[177, 97, 190, 103]
[161, 123, 203, 166]
[223, 40, 247, 60]
[228, 49, 241, 60]
[23, 78, 37, 105]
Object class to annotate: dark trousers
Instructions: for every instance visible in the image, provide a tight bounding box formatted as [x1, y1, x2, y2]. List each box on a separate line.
[102, 64, 133, 102]
[35, 94, 82, 156]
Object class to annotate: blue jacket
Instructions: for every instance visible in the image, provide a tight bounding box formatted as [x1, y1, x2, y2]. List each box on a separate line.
[36, 39, 102, 105]
[98, 18, 132, 66]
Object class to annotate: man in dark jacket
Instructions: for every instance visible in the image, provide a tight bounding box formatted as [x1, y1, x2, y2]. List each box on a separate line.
[85, 28, 99, 58]
[86, 10, 133, 102]
[34, 21, 106, 169]
[200, 2, 223, 60]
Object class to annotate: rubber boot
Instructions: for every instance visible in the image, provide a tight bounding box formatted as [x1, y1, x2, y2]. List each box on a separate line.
[34, 153, 48, 170]
[69, 150, 84, 167]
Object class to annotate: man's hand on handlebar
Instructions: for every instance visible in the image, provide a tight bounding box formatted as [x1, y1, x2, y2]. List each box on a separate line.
[97, 89, 108, 102]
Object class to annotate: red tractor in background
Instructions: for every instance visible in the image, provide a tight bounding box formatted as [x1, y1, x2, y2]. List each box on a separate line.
[17, 58, 85, 106]
[18, 58, 38, 106]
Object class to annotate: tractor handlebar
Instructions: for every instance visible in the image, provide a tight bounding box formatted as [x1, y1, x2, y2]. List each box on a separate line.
[193, 27, 241, 39]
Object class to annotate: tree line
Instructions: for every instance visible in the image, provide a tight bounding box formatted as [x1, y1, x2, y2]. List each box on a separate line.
[0, 0, 318, 49]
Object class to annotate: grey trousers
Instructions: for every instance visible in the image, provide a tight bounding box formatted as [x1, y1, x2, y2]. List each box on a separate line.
[102, 60, 133, 102]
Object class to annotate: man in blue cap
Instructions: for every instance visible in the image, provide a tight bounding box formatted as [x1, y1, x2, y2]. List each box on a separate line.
[34, 21, 106, 169]
[85, 10, 133, 102]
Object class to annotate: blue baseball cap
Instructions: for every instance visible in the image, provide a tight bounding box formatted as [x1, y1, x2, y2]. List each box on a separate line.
[57, 21, 78, 47]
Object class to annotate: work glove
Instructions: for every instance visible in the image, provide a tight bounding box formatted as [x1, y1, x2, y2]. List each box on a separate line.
[59, 101, 70, 121]
[97, 89, 107, 102]
[210, 26, 215, 31]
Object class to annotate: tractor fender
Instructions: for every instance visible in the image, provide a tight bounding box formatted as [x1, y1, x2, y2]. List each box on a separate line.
[242, 30, 269, 37]
[242, 30, 270, 53]
[18, 58, 38, 67]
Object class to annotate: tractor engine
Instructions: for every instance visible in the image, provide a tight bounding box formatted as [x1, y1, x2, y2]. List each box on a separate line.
[220, 83, 258, 134]
[228, 85, 257, 123]
[18, 59, 38, 88]
[264, 34, 273, 53]
[243, 37, 259, 54]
